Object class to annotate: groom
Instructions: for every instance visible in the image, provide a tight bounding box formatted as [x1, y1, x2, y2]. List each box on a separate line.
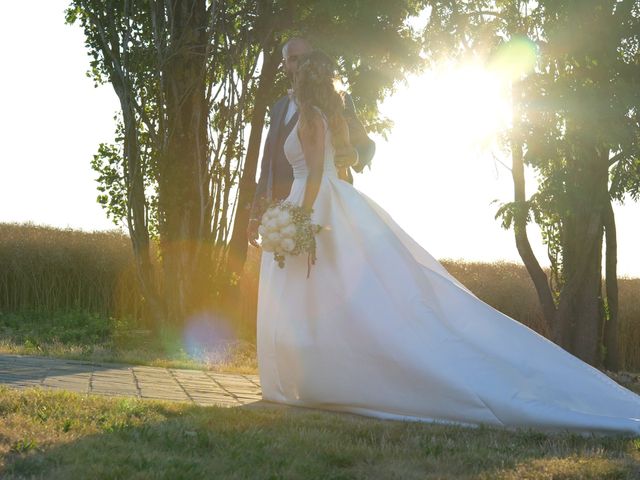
[247, 37, 376, 247]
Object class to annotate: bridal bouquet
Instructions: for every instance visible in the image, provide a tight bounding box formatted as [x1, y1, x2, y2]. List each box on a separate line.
[258, 201, 323, 278]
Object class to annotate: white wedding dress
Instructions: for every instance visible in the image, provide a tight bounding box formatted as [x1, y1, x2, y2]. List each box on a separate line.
[256, 112, 640, 437]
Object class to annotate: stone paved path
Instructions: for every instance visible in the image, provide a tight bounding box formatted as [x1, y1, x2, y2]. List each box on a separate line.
[0, 353, 264, 407]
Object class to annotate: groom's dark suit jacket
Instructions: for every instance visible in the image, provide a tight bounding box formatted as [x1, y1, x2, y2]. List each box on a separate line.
[250, 93, 376, 220]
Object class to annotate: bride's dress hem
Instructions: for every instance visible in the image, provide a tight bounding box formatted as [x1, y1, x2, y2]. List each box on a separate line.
[259, 394, 639, 438]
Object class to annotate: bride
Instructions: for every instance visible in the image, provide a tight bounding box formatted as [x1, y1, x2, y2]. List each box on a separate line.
[255, 50, 640, 437]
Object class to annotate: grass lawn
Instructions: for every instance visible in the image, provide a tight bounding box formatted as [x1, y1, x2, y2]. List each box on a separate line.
[0, 310, 258, 374]
[0, 386, 638, 479]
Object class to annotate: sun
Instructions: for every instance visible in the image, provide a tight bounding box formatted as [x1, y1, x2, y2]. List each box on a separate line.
[423, 61, 512, 152]
[446, 63, 511, 144]
[382, 60, 513, 161]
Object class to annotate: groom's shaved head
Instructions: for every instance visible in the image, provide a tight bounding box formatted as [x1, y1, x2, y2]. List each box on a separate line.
[282, 37, 313, 57]
[282, 37, 313, 80]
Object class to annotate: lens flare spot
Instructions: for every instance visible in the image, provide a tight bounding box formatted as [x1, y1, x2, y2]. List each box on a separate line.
[182, 311, 237, 364]
[488, 36, 539, 80]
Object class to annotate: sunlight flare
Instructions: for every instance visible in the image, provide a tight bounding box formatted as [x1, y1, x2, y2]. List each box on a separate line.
[390, 60, 513, 163]
[488, 36, 539, 81]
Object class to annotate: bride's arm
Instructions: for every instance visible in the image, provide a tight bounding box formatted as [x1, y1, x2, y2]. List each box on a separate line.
[298, 112, 326, 215]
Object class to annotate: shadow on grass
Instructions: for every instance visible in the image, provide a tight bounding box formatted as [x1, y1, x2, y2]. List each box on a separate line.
[1, 387, 638, 480]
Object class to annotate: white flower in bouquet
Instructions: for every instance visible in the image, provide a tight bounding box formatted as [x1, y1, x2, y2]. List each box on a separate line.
[275, 210, 291, 226]
[261, 207, 278, 223]
[261, 238, 275, 252]
[269, 206, 282, 218]
[264, 217, 278, 232]
[280, 223, 296, 238]
[266, 232, 281, 245]
[280, 237, 296, 252]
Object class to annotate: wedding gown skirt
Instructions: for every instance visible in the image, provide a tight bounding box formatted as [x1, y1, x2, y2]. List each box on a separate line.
[256, 119, 640, 437]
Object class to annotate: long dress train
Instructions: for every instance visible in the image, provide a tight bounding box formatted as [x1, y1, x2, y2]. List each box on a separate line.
[256, 113, 640, 437]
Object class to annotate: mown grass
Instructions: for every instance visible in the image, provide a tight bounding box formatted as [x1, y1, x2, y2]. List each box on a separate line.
[0, 386, 638, 479]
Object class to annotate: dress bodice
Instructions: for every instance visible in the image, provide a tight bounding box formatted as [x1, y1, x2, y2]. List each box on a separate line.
[283, 111, 339, 180]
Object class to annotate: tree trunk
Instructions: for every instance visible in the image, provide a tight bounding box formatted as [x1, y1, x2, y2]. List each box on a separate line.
[122, 102, 166, 331]
[554, 147, 607, 366]
[554, 216, 604, 365]
[156, 0, 212, 327]
[603, 196, 621, 370]
[509, 82, 557, 336]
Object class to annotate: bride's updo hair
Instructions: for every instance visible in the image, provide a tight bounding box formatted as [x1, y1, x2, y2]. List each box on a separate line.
[294, 50, 350, 152]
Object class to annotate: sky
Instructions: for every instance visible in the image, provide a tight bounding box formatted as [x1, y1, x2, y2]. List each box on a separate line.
[1, 1, 639, 278]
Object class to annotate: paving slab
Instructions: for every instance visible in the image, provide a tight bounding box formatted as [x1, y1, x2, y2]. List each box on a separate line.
[0, 353, 263, 409]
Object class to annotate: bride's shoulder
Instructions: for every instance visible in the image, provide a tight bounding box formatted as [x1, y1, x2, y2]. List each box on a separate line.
[298, 106, 327, 143]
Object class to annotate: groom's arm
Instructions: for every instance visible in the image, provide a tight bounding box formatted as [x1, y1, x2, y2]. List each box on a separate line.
[249, 139, 272, 223]
[343, 93, 376, 173]
[249, 98, 284, 222]
[247, 143, 271, 247]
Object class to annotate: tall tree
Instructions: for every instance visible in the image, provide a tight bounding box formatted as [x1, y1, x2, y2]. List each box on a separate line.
[67, 0, 218, 330]
[66, 0, 167, 328]
[425, 0, 640, 369]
